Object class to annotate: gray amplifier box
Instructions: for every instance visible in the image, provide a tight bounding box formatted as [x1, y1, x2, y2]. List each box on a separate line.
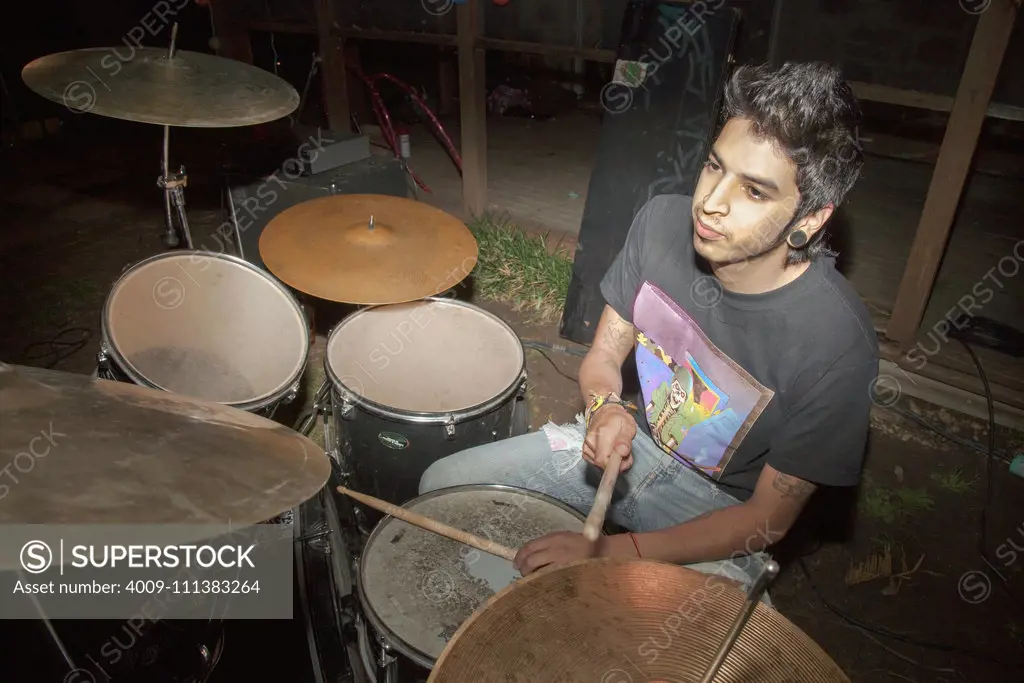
[291, 125, 371, 175]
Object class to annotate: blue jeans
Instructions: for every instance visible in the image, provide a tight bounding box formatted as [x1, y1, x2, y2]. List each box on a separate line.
[419, 417, 773, 598]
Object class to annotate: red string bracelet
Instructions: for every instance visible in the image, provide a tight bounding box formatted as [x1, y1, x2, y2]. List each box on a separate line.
[628, 532, 642, 558]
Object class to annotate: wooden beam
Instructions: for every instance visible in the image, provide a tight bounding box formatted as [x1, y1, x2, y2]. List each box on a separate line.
[885, 0, 1018, 348]
[314, 0, 350, 132]
[876, 359, 1024, 431]
[337, 27, 457, 46]
[877, 338, 1024, 413]
[457, 0, 487, 218]
[477, 37, 615, 62]
[247, 21, 315, 35]
[850, 80, 1024, 123]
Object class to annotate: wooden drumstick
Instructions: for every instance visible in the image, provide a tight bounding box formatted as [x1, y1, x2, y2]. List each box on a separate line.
[582, 450, 623, 541]
[337, 486, 518, 561]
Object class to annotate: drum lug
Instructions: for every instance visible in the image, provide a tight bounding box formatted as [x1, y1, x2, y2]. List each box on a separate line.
[95, 343, 111, 377]
[283, 381, 300, 405]
[444, 414, 456, 440]
[339, 396, 355, 420]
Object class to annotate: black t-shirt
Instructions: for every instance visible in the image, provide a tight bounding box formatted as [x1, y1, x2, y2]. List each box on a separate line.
[600, 194, 878, 501]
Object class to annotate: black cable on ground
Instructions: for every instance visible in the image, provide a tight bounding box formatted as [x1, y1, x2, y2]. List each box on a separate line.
[21, 326, 92, 368]
[953, 339, 1024, 610]
[796, 557, 1015, 668]
[798, 334, 1023, 670]
[521, 340, 584, 384]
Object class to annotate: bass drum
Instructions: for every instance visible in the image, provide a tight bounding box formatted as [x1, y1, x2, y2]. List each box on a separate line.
[325, 297, 527, 529]
[294, 464, 365, 683]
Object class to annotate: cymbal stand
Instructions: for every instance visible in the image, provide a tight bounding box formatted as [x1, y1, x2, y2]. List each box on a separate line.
[21, 571, 81, 676]
[698, 560, 780, 683]
[157, 23, 194, 249]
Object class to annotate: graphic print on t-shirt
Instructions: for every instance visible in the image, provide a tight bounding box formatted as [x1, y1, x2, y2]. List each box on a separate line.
[633, 281, 774, 475]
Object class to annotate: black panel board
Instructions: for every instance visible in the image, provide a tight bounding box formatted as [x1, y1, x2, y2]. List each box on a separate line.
[560, 2, 740, 345]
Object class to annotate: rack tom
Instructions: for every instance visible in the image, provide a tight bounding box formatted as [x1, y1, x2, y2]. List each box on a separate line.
[98, 251, 309, 416]
[325, 297, 526, 524]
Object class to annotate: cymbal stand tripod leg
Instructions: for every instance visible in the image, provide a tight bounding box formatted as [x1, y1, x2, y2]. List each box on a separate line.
[157, 23, 193, 250]
[24, 578, 81, 676]
[698, 560, 780, 683]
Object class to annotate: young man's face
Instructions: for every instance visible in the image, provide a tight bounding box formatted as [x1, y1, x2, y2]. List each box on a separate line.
[691, 117, 801, 265]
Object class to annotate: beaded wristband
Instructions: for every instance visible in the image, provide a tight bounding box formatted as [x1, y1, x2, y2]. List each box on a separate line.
[584, 392, 637, 429]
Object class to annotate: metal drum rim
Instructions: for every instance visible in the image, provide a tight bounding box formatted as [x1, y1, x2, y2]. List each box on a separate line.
[100, 249, 310, 412]
[324, 297, 526, 424]
[356, 484, 588, 670]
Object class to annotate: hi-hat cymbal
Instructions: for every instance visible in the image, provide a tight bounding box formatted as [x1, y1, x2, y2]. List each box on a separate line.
[259, 194, 479, 305]
[0, 363, 329, 565]
[429, 557, 849, 683]
[21, 48, 299, 127]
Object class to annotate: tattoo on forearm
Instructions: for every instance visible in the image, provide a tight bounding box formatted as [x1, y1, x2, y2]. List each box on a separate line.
[771, 472, 816, 499]
[603, 320, 634, 350]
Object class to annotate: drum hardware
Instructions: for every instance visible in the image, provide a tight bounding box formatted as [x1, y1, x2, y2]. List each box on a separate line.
[294, 379, 332, 438]
[699, 559, 780, 683]
[156, 24, 192, 249]
[158, 157, 192, 249]
[21, 31, 299, 250]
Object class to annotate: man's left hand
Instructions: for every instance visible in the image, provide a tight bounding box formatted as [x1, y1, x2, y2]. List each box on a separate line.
[513, 531, 603, 575]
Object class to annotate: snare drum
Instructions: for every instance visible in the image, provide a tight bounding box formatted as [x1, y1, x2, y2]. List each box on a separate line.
[97, 251, 309, 415]
[325, 298, 526, 521]
[356, 485, 586, 680]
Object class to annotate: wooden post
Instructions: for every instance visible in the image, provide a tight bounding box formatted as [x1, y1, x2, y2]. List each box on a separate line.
[886, 0, 1018, 347]
[315, 0, 351, 132]
[457, 0, 487, 219]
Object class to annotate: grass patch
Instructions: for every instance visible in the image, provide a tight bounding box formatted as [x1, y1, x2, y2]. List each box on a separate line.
[859, 473, 934, 524]
[929, 467, 977, 494]
[467, 213, 573, 323]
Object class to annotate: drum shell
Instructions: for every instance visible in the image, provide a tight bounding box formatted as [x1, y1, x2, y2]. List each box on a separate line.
[330, 382, 525, 511]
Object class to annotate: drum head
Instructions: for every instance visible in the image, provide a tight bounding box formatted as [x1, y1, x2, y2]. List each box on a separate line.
[358, 485, 585, 667]
[103, 252, 308, 407]
[326, 299, 523, 415]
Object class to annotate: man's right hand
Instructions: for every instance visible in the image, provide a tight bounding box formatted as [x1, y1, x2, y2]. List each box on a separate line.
[582, 404, 637, 472]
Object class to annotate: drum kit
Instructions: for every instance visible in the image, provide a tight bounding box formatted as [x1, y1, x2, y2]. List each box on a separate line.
[7, 30, 852, 683]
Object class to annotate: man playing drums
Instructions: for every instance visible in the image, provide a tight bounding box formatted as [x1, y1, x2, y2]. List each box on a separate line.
[420, 61, 878, 591]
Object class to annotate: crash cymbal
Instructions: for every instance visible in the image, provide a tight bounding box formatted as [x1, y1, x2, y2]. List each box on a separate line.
[21, 48, 298, 127]
[259, 194, 478, 305]
[0, 363, 329, 563]
[429, 557, 849, 683]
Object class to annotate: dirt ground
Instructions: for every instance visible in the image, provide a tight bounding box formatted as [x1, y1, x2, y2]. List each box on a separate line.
[1, 119, 1022, 683]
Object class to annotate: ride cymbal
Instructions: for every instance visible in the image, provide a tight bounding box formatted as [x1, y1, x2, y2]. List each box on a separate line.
[21, 48, 298, 127]
[428, 557, 849, 683]
[258, 194, 479, 305]
[0, 363, 329, 562]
